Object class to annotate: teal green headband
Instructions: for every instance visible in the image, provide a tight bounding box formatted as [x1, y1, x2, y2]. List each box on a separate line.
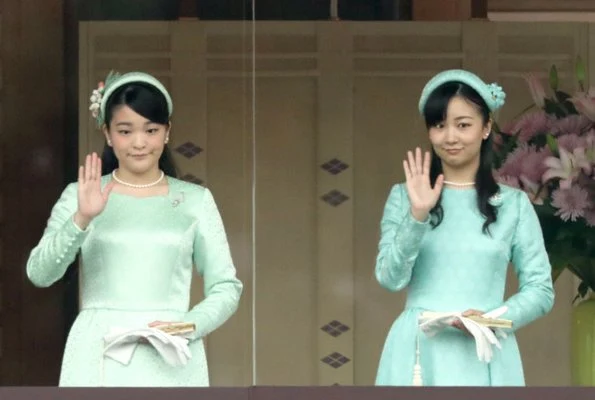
[89, 71, 173, 127]
[418, 69, 506, 115]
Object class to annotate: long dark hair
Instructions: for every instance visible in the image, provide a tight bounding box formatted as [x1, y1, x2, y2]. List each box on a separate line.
[101, 82, 178, 177]
[423, 81, 500, 234]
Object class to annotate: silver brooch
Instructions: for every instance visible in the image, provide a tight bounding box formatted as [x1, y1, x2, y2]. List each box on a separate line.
[489, 193, 502, 205]
[170, 192, 185, 208]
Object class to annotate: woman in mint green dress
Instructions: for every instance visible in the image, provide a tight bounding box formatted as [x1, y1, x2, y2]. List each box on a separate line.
[26, 71, 243, 386]
[374, 69, 554, 386]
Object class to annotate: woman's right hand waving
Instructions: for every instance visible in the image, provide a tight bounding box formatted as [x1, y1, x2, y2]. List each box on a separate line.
[74, 153, 115, 230]
[403, 147, 444, 222]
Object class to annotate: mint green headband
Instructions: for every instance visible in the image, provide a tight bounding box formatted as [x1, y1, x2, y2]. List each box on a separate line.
[418, 69, 506, 115]
[89, 71, 173, 127]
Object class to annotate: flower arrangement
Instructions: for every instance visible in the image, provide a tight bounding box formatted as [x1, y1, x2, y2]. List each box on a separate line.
[492, 57, 595, 303]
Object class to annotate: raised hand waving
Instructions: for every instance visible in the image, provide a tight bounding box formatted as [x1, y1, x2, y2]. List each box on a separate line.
[403, 147, 444, 222]
[73, 153, 115, 230]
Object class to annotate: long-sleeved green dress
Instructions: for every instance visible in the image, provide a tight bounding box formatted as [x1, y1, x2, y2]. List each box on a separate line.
[374, 184, 554, 386]
[26, 175, 243, 387]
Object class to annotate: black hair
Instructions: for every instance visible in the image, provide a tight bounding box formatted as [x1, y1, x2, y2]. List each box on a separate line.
[423, 81, 499, 234]
[100, 82, 178, 177]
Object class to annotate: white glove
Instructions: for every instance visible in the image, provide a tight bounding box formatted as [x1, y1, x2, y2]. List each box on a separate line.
[458, 316, 501, 362]
[418, 307, 510, 363]
[102, 327, 142, 364]
[418, 312, 460, 337]
[103, 326, 193, 367]
[144, 329, 192, 366]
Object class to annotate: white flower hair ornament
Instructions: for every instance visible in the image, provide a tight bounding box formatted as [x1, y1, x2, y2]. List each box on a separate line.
[89, 83, 104, 118]
[88, 70, 122, 127]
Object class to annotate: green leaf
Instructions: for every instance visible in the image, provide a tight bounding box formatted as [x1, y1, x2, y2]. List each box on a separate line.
[555, 91, 572, 102]
[546, 134, 559, 154]
[573, 292, 582, 304]
[543, 98, 567, 118]
[573, 281, 590, 304]
[563, 101, 579, 115]
[555, 91, 579, 115]
[576, 56, 586, 91]
[492, 131, 520, 169]
[552, 267, 565, 283]
[549, 64, 559, 91]
[563, 256, 595, 302]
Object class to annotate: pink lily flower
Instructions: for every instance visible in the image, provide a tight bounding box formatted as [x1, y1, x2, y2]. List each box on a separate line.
[572, 147, 592, 175]
[569, 87, 595, 121]
[524, 73, 546, 108]
[542, 147, 581, 189]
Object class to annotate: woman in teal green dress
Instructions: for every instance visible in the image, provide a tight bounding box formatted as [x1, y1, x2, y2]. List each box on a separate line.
[374, 69, 554, 386]
[26, 71, 243, 386]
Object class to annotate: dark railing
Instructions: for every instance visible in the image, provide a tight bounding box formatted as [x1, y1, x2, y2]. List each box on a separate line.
[1, 386, 594, 400]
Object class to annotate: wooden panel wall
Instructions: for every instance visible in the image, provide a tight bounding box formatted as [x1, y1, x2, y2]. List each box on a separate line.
[78, 20, 593, 387]
[0, 0, 67, 385]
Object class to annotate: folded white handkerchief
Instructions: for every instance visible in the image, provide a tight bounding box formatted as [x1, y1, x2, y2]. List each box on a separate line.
[103, 326, 193, 367]
[417, 306, 509, 363]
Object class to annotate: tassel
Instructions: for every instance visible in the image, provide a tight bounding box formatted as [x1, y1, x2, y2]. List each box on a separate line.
[330, 0, 339, 20]
[412, 333, 423, 386]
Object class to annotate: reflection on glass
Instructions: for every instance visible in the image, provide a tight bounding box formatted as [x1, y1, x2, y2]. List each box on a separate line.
[247, 0, 573, 388]
[63, 0, 576, 389]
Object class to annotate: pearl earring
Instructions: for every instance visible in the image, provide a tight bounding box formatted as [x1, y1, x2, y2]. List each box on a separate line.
[107, 140, 112, 146]
[165, 137, 169, 144]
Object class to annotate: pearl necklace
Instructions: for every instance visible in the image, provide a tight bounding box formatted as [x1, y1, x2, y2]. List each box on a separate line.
[112, 170, 165, 188]
[444, 180, 475, 187]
